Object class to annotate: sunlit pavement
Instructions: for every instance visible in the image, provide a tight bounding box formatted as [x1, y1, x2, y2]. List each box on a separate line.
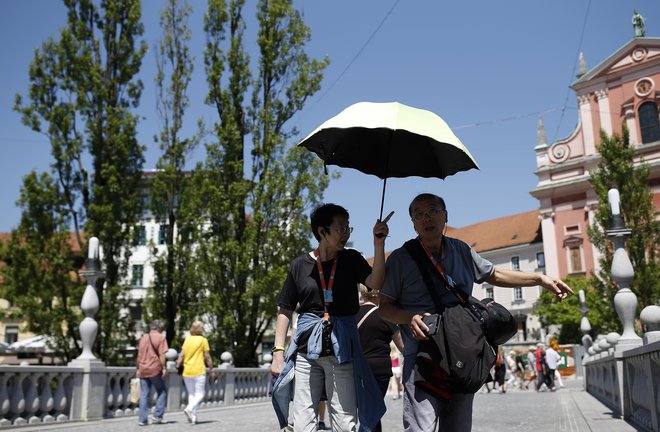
[15, 378, 636, 431]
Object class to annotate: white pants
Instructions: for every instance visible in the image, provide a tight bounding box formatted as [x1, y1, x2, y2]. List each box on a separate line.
[183, 374, 207, 420]
[293, 354, 357, 432]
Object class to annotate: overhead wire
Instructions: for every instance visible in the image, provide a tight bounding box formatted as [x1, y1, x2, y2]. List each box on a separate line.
[553, 0, 592, 143]
[314, 0, 401, 105]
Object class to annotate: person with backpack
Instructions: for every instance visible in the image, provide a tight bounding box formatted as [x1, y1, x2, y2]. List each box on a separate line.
[535, 343, 549, 391]
[378, 193, 574, 432]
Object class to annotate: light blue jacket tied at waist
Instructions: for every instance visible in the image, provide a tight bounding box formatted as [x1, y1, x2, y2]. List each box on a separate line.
[271, 312, 386, 432]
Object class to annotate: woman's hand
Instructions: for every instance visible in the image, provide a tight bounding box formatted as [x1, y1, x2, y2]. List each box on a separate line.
[373, 211, 394, 241]
[271, 351, 285, 377]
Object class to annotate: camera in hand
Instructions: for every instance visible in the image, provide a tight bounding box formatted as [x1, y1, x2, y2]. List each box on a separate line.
[422, 314, 440, 336]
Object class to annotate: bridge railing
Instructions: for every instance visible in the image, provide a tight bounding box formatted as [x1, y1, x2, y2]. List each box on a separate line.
[0, 362, 273, 428]
[583, 335, 660, 432]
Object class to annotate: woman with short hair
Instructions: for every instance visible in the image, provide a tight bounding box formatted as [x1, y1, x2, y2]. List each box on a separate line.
[271, 203, 393, 432]
[176, 320, 215, 424]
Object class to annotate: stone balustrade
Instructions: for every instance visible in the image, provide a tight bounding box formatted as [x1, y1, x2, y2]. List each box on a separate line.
[582, 188, 660, 432]
[0, 359, 272, 428]
[584, 339, 660, 432]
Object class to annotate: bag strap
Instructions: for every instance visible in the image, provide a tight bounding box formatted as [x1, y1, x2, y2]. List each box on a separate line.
[403, 239, 447, 312]
[357, 305, 378, 329]
[147, 334, 163, 369]
[404, 239, 486, 324]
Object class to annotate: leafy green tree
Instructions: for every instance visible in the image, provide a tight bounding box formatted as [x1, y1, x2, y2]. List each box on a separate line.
[194, 0, 329, 365]
[533, 276, 613, 343]
[0, 172, 83, 362]
[147, 0, 202, 347]
[588, 127, 660, 324]
[13, 0, 147, 364]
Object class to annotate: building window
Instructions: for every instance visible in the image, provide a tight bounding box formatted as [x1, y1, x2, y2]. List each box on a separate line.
[484, 285, 494, 299]
[133, 225, 147, 246]
[514, 287, 523, 301]
[158, 225, 169, 245]
[4, 326, 18, 344]
[132, 265, 144, 287]
[639, 101, 660, 143]
[511, 256, 520, 271]
[536, 252, 545, 268]
[564, 225, 581, 235]
[139, 194, 150, 217]
[569, 246, 583, 273]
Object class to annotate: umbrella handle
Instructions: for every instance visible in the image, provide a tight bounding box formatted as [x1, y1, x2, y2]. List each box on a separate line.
[378, 177, 387, 221]
[375, 178, 387, 237]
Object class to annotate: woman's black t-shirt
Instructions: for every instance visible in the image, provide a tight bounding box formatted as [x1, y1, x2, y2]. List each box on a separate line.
[278, 248, 372, 317]
[356, 303, 398, 378]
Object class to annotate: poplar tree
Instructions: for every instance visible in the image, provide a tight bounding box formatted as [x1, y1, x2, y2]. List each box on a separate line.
[588, 127, 660, 321]
[148, 0, 202, 347]
[12, 0, 147, 363]
[196, 0, 329, 365]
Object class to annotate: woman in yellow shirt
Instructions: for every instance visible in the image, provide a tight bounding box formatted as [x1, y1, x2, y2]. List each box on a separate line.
[176, 321, 214, 424]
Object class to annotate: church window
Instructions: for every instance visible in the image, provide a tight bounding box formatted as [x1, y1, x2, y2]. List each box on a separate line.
[639, 101, 660, 144]
[569, 246, 583, 273]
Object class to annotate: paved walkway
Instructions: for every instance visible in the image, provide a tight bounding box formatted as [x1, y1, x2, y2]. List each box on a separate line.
[15, 378, 637, 431]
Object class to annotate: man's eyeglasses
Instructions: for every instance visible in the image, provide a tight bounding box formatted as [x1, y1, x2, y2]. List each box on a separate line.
[411, 208, 445, 221]
[327, 225, 354, 235]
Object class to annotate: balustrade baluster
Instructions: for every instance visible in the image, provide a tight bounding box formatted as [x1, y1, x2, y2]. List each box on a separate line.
[10, 374, 27, 425]
[39, 373, 55, 423]
[120, 374, 131, 414]
[52, 373, 68, 421]
[24, 373, 41, 424]
[105, 375, 114, 417]
[112, 374, 123, 416]
[0, 375, 10, 426]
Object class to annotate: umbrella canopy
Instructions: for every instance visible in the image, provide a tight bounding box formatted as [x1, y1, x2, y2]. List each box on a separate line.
[298, 102, 478, 218]
[298, 101, 478, 179]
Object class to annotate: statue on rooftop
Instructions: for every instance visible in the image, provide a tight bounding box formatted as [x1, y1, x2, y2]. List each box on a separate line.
[632, 10, 645, 38]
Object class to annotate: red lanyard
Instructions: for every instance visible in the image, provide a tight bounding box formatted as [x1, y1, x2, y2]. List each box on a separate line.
[419, 239, 465, 302]
[314, 249, 337, 325]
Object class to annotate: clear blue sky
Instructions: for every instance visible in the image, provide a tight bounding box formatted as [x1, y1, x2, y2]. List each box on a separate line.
[1, 1, 657, 255]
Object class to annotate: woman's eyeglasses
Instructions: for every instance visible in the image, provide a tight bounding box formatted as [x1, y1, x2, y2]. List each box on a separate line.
[411, 208, 445, 221]
[327, 225, 354, 235]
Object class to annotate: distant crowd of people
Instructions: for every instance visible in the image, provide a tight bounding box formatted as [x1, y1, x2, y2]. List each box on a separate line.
[485, 342, 565, 394]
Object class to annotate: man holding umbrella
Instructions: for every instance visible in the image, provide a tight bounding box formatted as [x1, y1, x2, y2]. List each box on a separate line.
[378, 193, 573, 432]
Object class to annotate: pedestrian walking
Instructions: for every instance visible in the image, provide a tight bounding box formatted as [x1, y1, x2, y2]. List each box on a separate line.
[514, 350, 527, 389]
[136, 319, 169, 426]
[176, 320, 216, 424]
[378, 193, 573, 431]
[526, 347, 537, 390]
[270, 203, 393, 432]
[505, 349, 517, 389]
[494, 347, 507, 393]
[544, 343, 561, 391]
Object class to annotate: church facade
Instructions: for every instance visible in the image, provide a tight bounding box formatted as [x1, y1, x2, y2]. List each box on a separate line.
[531, 36, 660, 280]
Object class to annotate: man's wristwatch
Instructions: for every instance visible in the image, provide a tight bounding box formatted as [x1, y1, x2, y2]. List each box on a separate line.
[271, 346, 285, 353]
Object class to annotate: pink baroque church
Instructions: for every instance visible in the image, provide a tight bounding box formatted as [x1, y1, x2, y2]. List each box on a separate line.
[530, 29, 660, 280]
